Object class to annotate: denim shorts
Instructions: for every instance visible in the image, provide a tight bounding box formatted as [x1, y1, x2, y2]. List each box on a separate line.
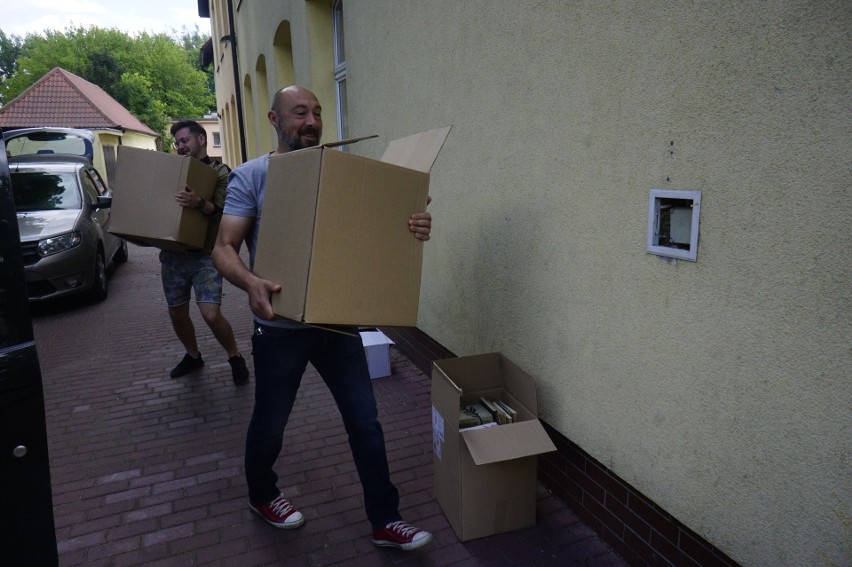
[159, 249, 223, 307]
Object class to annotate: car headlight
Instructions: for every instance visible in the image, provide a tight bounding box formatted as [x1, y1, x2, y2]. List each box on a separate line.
[37, 231, 82, 257]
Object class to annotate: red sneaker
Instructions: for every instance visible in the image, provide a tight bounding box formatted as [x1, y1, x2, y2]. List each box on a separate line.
[249, 494, 304, 529]
[371, 520, 433, 551]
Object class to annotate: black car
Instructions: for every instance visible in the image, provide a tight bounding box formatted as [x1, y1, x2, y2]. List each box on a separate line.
[0, 133, 58, 564]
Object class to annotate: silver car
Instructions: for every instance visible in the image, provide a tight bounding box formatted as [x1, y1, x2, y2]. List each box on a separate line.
[10, 154, 127, 301]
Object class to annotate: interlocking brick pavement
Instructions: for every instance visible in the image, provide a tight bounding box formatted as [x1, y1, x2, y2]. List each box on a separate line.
[30, 244, 628, 566]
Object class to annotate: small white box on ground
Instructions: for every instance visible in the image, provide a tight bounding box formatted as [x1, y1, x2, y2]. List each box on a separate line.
[359, 329, 394, 379]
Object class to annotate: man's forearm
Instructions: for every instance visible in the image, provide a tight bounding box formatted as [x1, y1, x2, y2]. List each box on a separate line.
[213, 243, 281, 321]
[212, 244, 253, 292]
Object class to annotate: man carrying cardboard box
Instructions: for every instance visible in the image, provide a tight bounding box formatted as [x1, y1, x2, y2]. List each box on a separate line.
[162, 120, 249, 385]
[213, 86, 433, 551]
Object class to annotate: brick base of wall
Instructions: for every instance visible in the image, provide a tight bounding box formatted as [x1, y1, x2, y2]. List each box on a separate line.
[538, 423, 738, 566]
[380, 326, 457, 376]
[381, 326, 740, 567]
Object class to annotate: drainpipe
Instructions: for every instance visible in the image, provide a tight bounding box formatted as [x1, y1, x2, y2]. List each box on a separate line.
[226, 0, 247, 163]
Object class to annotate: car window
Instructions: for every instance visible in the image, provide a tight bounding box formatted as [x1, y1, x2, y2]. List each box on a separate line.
[11, 171, 81, 211]
[4, 131, 93, 160]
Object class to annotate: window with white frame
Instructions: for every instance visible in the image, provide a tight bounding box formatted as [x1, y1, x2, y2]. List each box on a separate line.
[332, 0, 349, 141]
[646, 189, 702, 262]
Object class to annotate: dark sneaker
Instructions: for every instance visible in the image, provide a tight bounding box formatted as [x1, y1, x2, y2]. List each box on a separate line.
[371, 520, 433, 551]
[249, 494, 304, 529]
[170, 353, 203, 378]
[229, 354, 249, 385]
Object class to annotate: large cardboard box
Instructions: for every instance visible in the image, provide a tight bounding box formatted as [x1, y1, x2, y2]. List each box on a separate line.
[253, 126, 451, 327]
[431, 353, 557, 541]
[109, 146, 218, 250]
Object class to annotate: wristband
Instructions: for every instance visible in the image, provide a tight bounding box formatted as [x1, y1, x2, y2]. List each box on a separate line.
[195, 198, 206, 211]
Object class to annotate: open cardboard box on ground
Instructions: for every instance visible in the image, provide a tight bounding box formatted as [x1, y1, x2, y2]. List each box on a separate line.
[253, 126, 451, 327]
[108, 146, 218, 251]
[431, 352, 557, 542]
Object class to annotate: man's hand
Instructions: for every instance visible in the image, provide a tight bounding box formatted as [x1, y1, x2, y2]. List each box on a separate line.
[175, 186, 202, 209]
[408, 195, 433, 241]
[214, 214, 282, 320]
[245, 274, 282, 321]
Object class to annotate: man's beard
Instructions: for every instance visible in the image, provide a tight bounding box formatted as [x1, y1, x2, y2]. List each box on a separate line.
[281, 127, 320, 151]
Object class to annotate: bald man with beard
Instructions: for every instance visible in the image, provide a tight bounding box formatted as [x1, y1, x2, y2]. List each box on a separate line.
[213, 86, 433, 551]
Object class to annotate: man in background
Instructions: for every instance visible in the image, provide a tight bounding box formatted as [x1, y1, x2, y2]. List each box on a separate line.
[161, 120, 248, 385]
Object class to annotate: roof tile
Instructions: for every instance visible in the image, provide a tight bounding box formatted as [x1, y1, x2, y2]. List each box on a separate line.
[0, 67, 158, 136]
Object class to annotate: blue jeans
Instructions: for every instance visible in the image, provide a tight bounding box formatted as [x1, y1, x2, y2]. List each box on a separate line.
[245, 323, 401, 529]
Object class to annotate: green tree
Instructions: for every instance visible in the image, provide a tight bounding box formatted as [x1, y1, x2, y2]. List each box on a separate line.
[86, 51, 125, 95]
[0, 30, 23, 105]
[0, 25, 213, 129]
[177, 25, 215, 98]
[113, 71, 171, 135]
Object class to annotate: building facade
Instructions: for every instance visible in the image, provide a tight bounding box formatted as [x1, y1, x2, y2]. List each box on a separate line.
[198, 1, 851, 565]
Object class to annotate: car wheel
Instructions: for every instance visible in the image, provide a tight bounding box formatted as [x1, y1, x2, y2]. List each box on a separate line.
[90, 251, 107, 301]
[114, 239, 128, 264]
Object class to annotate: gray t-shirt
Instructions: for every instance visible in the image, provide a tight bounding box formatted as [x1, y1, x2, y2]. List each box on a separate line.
[224, 152, 303, 329]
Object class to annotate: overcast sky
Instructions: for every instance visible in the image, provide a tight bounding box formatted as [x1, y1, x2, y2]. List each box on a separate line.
[0, 0, 210, 38]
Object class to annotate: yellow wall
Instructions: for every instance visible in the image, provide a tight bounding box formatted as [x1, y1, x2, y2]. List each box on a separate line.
[203, 2, 851, 565]
[112, 131, 156, 151]
[210, 0, 338, 166]
[91, 129, 156, 188]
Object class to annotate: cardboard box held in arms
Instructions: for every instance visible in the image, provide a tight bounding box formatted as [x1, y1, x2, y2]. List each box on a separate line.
[431, 353, 557, 541]
[108, 146, 218, 250]
[253, 126, 451, 327]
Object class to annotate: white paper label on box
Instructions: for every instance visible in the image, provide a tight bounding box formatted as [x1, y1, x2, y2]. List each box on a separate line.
[431, 405, 444, 460]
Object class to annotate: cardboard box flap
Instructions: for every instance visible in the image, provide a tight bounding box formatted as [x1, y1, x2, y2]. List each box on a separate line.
[322, 134, 379, 148]
[432, 359, 457, 394]
[500, 355, 541, 414]
[380, 126, 452, 173]
[461, 419, 556, 466]
[254, 148, 324, 320]
[432, 353, 504, 393]
[302, 150, 427, 325]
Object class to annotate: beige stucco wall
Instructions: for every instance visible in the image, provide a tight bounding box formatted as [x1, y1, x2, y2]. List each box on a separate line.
[344, 2, 851, 565]
[210, 0, 338, 166]
[205, 1, 851, 565]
